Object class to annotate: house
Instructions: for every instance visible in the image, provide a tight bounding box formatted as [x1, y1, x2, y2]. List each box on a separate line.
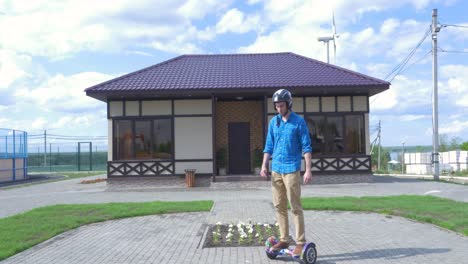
[85, 52, 390, 183]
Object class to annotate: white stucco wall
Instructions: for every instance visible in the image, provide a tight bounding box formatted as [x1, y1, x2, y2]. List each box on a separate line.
[305, 97, 320, 112]
[322, 97, 335, 112]
[142, 100, 172, 115]
[125, 101, 139, 116]
[174, 117, 213, 160]
[174, 99, 211, 115]
[175, 161, 212, 174]
[109, 101, 123, 117]
[365, 113, 370, 155]
[267, 97, 304, 113]
[353, 96, 368, 111]
[108, 119, 113, 161]
[337, 96, 351, 112]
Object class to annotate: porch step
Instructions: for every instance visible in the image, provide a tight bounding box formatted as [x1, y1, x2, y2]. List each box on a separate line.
[214, 175, 268, 182]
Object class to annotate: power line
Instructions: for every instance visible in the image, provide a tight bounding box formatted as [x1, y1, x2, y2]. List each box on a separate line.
[371, 26, 432, 106]
[441, 23, 468, 29]
[47, 134, 107, 138]
[438, 47, 468, 54]
[395, 50, 432, 76]
[384, 26, 432, 81]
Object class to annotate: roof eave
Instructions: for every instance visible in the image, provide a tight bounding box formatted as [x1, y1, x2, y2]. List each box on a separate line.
[86, 84, 389, 102]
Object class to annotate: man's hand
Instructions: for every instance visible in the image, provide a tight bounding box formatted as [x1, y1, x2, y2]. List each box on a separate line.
[303, 170, 312, 184]
[260, 166, 269, 178]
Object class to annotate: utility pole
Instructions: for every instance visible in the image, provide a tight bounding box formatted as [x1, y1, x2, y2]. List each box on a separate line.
[378, 120, 381, 171]
[432, 9, 440, 181]
[401, 141, 405, 174]
[44, 130, 47, 166]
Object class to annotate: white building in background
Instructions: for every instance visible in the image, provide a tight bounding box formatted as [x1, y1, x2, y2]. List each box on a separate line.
[405, 150, 468, 174]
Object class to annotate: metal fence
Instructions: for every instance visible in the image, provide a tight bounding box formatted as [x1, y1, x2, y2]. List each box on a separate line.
[27, 141, 108, 173]
[0, 128, 28, 182]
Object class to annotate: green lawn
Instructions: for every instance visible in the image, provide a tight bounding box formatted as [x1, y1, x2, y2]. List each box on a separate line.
[0, 200, 213, 261]
[302, 195, 468, 236]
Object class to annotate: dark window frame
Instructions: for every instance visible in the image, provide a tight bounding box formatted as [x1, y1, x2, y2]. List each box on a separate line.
[113, 116, 174, 161]
[304, 112, 366, 156]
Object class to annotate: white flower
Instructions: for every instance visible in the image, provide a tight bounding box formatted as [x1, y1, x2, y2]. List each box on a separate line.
[275, 222, 279, 226]
[255, 233, 259, 237]
[216, 221, 222, 225]
[229, 224, 233, 228]
[264, 224, 269, 227]
[248, 229, 253, 234]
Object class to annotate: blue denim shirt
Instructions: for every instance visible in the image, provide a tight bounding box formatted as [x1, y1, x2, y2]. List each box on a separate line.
[263, 112, 312, 174]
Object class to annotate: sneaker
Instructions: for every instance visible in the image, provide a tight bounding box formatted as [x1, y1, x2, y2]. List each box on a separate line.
[292, 243, 304, 257]
[271, 241, 289, 252]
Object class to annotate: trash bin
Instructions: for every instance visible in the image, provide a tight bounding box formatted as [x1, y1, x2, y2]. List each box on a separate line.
[185, 169, 196, 188]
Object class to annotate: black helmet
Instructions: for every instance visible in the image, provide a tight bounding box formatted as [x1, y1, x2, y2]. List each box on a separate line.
[272, 89, 293, 109]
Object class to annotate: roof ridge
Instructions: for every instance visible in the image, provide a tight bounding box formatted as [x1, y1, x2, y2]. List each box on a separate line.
[182, 52, 291, 57]
[287, 52, 390, 85]
[84, 55, 187, 92]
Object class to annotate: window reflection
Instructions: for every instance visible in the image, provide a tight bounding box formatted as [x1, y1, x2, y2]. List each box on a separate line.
[113, 119, 173, 160]
[306, 115, 363, 155]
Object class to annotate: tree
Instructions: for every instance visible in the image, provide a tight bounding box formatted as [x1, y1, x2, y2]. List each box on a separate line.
[460, 141, 468, 151]
[371, 145, 391, 172]
[449, 136, 462, 150]
[439, 134, 449, 152]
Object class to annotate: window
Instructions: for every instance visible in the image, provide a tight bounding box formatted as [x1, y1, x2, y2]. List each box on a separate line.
[113, 119, 173, 160]
[324, 116, 344, 154]
[153, 119, 173, 159]
[306, 115, 325, 155]
[135, 121, 151, 159]
[114, 120, 133, 160]
[345, 115, 365, 154]
[306, 114, 364, 155]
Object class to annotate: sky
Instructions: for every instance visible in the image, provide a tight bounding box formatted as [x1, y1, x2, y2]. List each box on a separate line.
[0, 0, 467, 151]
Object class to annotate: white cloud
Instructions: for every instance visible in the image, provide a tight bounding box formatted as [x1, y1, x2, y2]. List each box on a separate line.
[32, 117, 47, 130]
[439, 120, 468, 134]
[440, 65, 468, 107]
[151, 40, 201, 54]
[0, 0, 230, 58]
[369, 88, 398, 111]
[15, 72, 114, 113]
[0, 118, 8, 126]
[370, 75, 432, 112]
[380, 18, 400, 34]
[0, 50, 32, 90]
[400, 114, 431, 121]
[215, 8, 260, 34]
[239, 24, 331, 60]
[177, 0, 230, 19]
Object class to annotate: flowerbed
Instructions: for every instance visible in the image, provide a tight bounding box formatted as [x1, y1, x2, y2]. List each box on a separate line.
[204, 221, 292, 248]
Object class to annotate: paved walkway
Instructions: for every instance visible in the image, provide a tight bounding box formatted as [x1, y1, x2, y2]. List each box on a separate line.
[1, 176, 467, 263]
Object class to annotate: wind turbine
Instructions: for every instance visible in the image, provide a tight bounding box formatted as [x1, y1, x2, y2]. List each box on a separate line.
[318, 11, 339, 64]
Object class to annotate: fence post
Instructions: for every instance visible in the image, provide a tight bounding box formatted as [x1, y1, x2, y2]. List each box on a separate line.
[13, 130, 16, 181]
[90, 142, 93, 171]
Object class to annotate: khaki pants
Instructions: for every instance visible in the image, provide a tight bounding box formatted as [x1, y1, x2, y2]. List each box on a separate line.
[271, 170, 306, 244]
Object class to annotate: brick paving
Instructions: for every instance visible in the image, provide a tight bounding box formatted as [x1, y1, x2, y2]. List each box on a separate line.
[1, 175, 468, 263]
